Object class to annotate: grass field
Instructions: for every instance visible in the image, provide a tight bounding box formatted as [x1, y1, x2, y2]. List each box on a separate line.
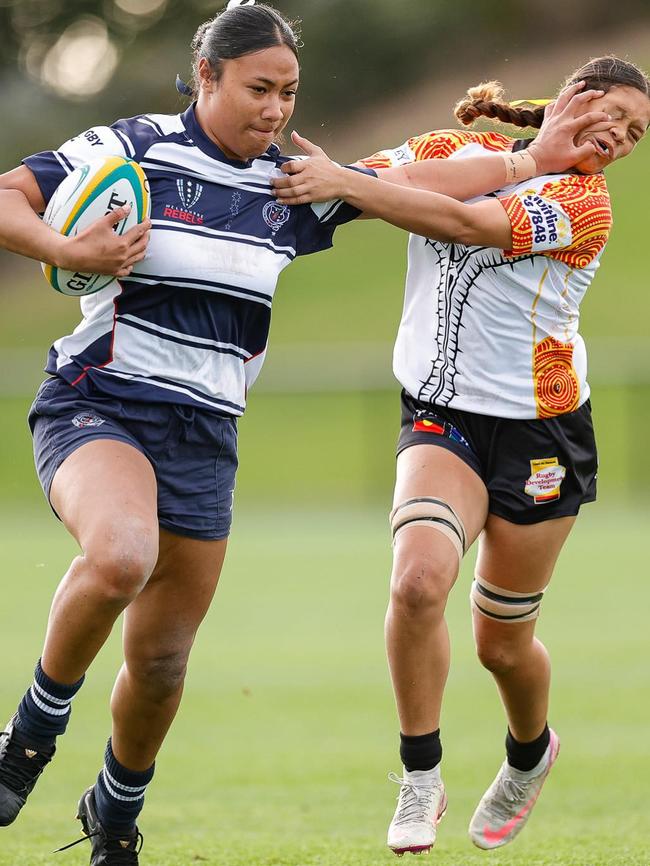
[0, 503, 648, 866]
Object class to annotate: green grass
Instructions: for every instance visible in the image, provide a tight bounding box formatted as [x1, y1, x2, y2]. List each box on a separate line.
[0, 503, 648, 865]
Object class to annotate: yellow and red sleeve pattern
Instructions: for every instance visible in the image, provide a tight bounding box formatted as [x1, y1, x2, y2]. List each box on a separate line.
[359, 129, 513, 169]
[499, 173, 612, 269]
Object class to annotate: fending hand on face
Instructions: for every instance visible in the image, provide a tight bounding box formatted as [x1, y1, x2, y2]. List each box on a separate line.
[529, 81, 616, 174]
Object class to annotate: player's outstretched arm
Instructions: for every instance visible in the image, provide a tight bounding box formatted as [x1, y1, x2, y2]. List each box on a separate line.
[272, 135, 512, 248]
[273, 84, 612, 209]
[0, 165, 151, 277]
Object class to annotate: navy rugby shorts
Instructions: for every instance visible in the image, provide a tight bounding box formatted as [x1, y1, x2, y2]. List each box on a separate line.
[29, 377, 238, 540]
[397, 389, 598, 525]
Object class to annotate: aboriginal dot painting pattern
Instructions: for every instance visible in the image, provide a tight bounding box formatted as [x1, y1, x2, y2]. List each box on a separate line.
[540, 174, 612, 268]
[533, 335, 580, 418]
[503, 173, 612, 267]
[502, 194, 533, 254]
[360, 129, 513, 169]
[409, 129, 513, 159]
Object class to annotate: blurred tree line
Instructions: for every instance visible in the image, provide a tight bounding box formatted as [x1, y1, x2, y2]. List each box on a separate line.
[1, 0, 649, 167]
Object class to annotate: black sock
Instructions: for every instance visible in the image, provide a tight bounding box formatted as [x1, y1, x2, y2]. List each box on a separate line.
[400, 729, 442, 772]
[94, 739, 154, 833]
[15, 659, 84, 743]
[505, 724, 550, 771]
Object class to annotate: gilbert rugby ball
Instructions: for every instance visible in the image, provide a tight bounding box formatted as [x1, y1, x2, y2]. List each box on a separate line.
[42, 155, 150, 296]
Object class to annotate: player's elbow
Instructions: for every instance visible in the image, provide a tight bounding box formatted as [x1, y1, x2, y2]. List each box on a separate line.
[0, 167, 45, 213]
[452, 207, 486, 246]
[451, 200, 513, 248]
[424, 216, 474, 245]
[417, 201, 483, 245]
[401, 163, 422, 189]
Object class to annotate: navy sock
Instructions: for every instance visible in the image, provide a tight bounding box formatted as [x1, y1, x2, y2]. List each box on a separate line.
[400, 729, 442, 772]
[15, 659, 84, 743]
[506, 724, 550, 771]
[94, 739, 155, 833]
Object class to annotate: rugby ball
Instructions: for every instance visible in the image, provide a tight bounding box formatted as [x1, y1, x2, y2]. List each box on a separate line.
[42, 156, 150, 296]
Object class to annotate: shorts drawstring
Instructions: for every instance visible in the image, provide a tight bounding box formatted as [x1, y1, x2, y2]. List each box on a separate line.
[164, 405, 196, 455]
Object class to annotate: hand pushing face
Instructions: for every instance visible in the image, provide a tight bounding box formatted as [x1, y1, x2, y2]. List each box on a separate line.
[196, 45, 299, 162]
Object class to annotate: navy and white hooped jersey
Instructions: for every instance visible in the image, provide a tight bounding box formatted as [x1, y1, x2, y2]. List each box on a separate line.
[24, 106, 367, 416]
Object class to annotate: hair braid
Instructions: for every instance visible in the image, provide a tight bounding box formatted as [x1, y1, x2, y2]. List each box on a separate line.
[454, 56, 650, 133]
[454, 81, 545, 129]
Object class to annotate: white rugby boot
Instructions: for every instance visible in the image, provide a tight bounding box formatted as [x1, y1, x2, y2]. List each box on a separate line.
[387, 766, 447, 856]
[468, 728, 560, 849]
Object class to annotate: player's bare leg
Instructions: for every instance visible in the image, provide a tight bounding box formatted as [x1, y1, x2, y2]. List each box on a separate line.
[0, 440, 158, 827]
[64, 529, 228, 862]
[111, 529, 227, 769]
[386, 445, 488, 855]
[45, 440, 160, 682]
[468, 515, 575, 849]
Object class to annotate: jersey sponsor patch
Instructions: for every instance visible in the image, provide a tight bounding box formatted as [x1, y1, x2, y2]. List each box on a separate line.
[500, 172, 611, 266]
[72, 412, 106, 429]
[525, 457, 566, 503]
[521, 192, 568, 246]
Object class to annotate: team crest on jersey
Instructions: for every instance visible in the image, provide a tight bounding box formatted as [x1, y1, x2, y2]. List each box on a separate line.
[165, 177, 205, 224]
[525, 457, 566, 504]
[262, 201, 290, 234]
[176, 178, 203, 210]
[72, 412, 106, 429]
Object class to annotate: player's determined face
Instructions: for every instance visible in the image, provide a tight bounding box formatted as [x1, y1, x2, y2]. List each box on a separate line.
[572, 84, 650, 174]
[200, 45, 299, 161]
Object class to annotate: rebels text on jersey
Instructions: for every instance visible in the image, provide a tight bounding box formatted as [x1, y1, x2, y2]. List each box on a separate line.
[24, 106, 367, 416]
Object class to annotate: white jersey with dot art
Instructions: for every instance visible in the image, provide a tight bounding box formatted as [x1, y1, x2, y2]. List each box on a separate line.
[25, 106, 366, 416]
[362, 130, 613, 419]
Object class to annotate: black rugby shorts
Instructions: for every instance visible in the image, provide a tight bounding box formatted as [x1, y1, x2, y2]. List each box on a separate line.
[397, 390, 598, 525]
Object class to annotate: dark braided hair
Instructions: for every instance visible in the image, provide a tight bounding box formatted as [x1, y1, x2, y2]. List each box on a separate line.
[454, 56, 650, 130]
[454, 81, 544, 129]
[184, 3, 300, 99]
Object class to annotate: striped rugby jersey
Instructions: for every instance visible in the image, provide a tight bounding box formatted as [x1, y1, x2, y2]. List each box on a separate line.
[362, 130, 613, 419]
[24, 105, 366, 416]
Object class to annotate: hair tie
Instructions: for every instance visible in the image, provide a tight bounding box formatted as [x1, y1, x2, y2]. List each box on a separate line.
[175, 74, 194, 97]
[226, 0, 256, 8]
[509, 99, 552, 107]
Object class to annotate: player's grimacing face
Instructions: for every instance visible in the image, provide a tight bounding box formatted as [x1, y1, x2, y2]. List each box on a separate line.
[572, 84, 650, 174]
[198, 45, 299, 161]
